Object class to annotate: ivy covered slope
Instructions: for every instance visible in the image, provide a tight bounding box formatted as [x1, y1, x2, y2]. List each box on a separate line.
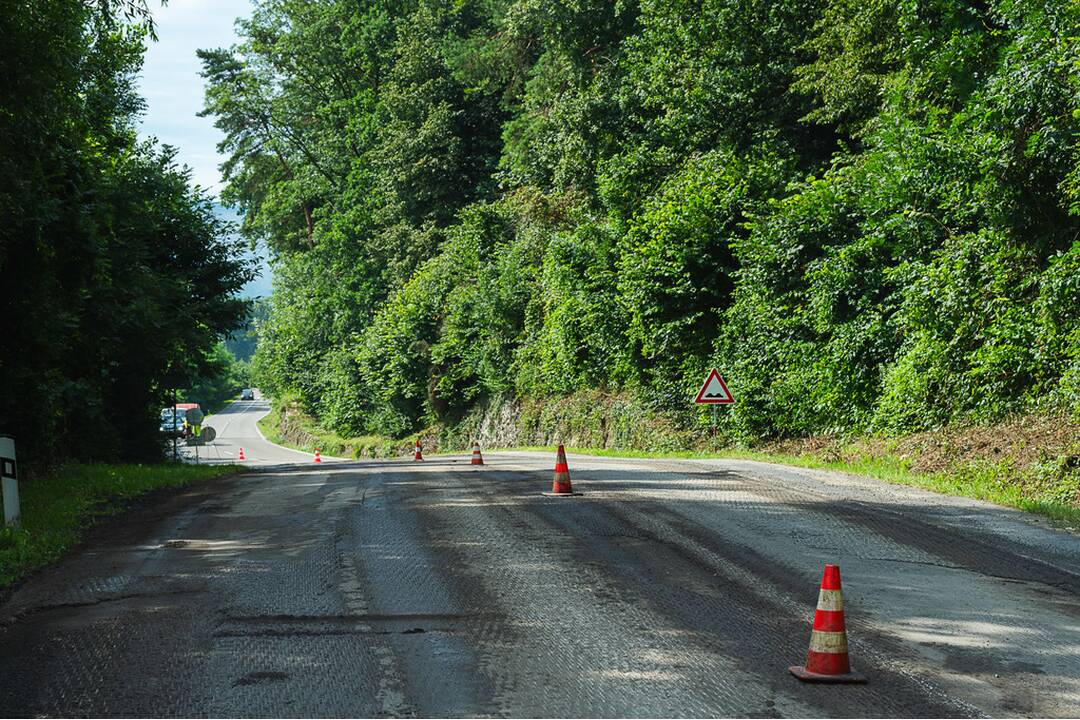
[206, 0, 1080, 446]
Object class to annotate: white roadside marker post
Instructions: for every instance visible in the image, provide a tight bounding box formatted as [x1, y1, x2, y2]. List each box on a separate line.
[0, 436, 20, 528]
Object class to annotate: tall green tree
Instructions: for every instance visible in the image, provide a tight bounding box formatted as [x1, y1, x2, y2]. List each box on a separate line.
[0, 0, 252, 464]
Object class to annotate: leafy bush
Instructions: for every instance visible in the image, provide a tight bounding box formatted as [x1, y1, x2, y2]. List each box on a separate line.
[214, 0, 1080, 443]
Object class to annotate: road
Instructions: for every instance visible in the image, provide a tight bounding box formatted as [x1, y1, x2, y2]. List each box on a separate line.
[2, 402, 1080, 717]
[176, 396, 328, 466]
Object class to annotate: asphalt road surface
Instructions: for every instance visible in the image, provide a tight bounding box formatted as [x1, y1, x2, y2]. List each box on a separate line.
[3, 403, 1080, 717]
[176, 395, 329, 466]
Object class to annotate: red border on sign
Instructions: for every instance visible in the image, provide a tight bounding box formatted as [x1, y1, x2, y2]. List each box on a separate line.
[694, 368, 734, 404]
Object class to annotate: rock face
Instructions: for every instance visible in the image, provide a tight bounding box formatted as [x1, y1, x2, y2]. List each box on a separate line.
[443, 391, 699, 453]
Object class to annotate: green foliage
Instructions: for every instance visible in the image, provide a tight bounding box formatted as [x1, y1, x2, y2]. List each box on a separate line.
[617, 150, 789, 404]
[793, 0, 900, 135]
[257, 392, 401, 459]
[214, 0, 1080, 442]
[225, 298, 268, 362]
[181, 343, 252, 412]
[0, 0, 251, 466]
[522, 221, 632, 394]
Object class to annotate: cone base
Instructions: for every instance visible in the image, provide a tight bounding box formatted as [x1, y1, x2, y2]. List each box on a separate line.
[542, 491, 582, 497]
[788, 665, 866, 684]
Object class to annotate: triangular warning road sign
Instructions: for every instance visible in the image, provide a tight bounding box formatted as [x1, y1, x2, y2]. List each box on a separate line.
[694, 368, 734, 404]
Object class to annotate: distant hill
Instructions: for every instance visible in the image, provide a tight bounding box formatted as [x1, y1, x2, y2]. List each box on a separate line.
[213, 203, 272, 300]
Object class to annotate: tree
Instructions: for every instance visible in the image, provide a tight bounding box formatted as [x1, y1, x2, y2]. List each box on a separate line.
[0, 0, 252, 464]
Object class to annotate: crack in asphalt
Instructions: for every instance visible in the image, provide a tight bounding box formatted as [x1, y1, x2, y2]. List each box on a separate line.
[26, 589, 200, 615]
[213, 627, 444, 638]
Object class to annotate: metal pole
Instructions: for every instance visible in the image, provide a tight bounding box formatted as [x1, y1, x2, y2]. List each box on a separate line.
[172, 388, 178, 462]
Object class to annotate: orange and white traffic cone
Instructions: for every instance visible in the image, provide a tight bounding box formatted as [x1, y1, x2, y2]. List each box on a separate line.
[471, 441, 484, 465]
[238, 447, 245, 461]
[543, 444, 581, 496]
[414, 439, 423, 461]
[789, 564, 866, 683]
[314, 448, 322, 463]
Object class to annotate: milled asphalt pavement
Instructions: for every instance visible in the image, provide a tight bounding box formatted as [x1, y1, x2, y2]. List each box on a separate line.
[2, 401, 1079, 717]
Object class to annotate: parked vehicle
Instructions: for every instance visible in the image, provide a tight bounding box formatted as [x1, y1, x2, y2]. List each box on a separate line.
[159, 403, 201, 438]
[158, 416, 186, 438]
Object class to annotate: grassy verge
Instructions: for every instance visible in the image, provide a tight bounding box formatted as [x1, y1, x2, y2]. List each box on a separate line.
[205, 398, 235, 416]
[0, 462, 239, 589]
[257, 394, 401, 458]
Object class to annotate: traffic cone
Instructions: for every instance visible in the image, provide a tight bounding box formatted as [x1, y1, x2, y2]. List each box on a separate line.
[789, 564, 866, 683]
[543, 444, 581, 496]
[471, 442, 484, 465]
[414, 439, 423, 461]
[238, 447, 245, 461]
[314, 448, 322, 463]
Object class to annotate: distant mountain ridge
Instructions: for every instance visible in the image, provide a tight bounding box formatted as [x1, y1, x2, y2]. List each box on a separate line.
[214, 202, 271, 299]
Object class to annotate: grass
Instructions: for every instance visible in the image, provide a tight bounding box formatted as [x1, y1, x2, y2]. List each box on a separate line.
[257, 395, 401, 458]
[0, 462, 239, 589]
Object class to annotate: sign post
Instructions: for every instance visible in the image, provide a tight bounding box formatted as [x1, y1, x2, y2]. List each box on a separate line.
[172, 389, 179, 462]
[185, 408, 205, 464]
[693, 368, 735, 437]
[0, 436, 19, 528]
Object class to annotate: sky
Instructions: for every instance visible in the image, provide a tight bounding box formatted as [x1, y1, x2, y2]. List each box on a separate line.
[136, 0, 273, 299]
[137, 0, 252, 193]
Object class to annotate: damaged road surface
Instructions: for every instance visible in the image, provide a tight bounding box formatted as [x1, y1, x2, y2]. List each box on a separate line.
[2, 443, 1080, 716]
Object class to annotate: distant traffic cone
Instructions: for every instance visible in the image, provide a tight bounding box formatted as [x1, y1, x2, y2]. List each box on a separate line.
[543, 444, 581, 496]
[414, 439, 423, 461]
[238, 447, 245, 461]
[471, 442, 484, 465]
[314, 448, 322, 463]
[789, 564, 866, 683]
